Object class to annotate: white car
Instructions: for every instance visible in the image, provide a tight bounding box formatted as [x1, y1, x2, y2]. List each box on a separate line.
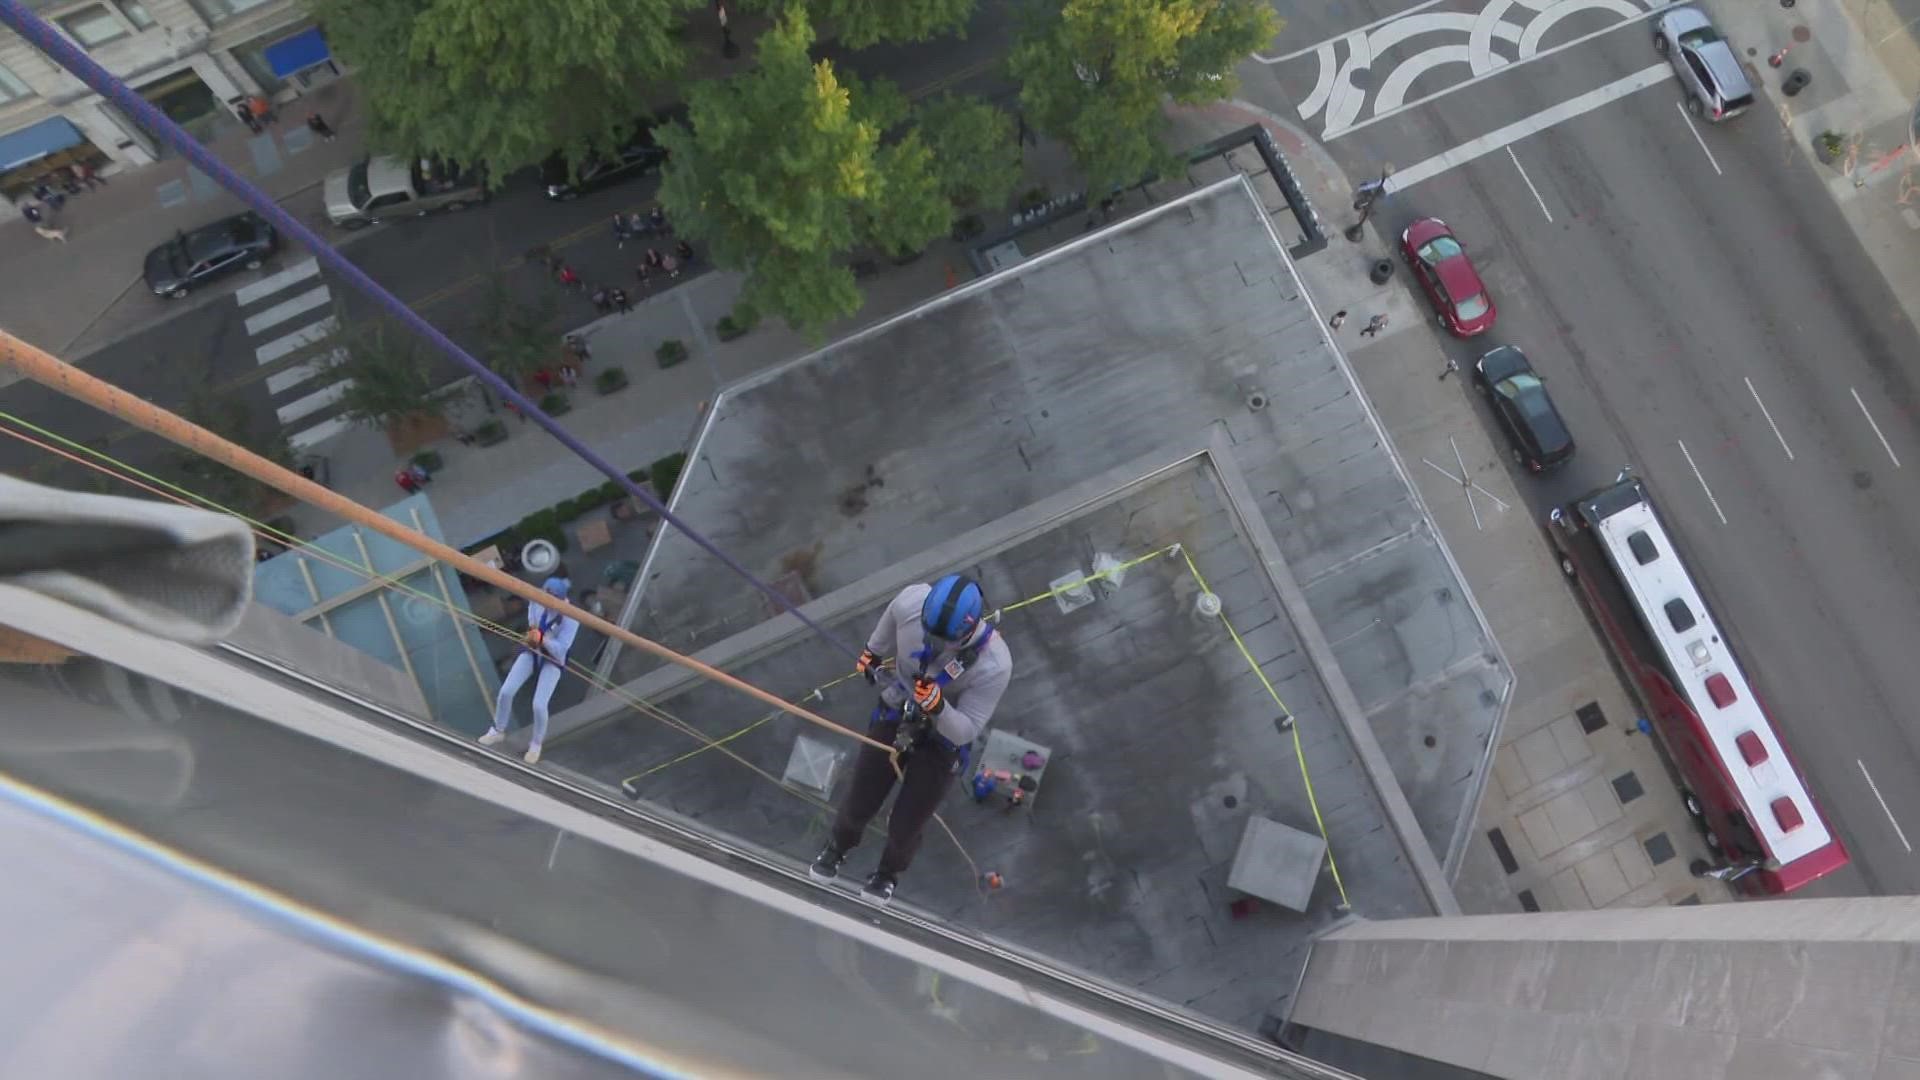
[322, 156, 486, 229]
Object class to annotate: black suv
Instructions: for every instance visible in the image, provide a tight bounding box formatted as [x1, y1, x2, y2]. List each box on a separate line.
[1474, 345, 1576, 473]
[143, 212, 278, 299]
[539, 106, 686, 200]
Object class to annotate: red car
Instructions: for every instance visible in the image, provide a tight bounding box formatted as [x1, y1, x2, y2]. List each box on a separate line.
[1401, 217, 1497, 337]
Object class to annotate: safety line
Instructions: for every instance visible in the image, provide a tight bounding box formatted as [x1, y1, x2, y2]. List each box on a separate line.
[616, 667, 878, 787]
[0, 412, 926, 861]
[1178, 549, 1351, 910]
[998, 546, 1182, 615]
[0, 0, 906, 704]
[0, 771, 704, 1079]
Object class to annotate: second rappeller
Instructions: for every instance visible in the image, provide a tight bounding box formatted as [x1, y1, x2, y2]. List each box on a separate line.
[810, 574, 1013, 906]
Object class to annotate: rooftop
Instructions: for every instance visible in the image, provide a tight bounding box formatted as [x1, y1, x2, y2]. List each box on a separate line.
[553, 176, 1511, 1029]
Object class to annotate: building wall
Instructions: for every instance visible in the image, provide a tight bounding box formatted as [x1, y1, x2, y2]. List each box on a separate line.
[0, 0, 312, 171]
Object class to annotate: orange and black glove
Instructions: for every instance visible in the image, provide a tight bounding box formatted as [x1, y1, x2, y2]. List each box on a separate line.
[911, 676, 945, 716]
[856, 648, 883, 684]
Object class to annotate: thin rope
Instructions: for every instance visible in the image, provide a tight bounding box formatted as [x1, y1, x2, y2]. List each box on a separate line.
[0, 0, 901, 697]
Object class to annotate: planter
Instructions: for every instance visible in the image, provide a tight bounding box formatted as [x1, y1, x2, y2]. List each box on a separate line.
[384, 411, 451, 456]
[716, 315, 744, 341]
[1814, 133, 1844, 164]
[595, 367, 629, 394]
[540, 392, 572, 416]
[951, 213, 985, 241]
[656, 339, 689, 368]
[410, 450, 444, 473]
[474, 419, 509, 447]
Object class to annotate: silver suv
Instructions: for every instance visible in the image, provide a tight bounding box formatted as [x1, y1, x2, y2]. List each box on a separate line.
[1655, 6, 1755, 122]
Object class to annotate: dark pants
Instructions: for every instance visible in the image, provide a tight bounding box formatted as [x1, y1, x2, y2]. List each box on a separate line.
[830, 713, 958, 876]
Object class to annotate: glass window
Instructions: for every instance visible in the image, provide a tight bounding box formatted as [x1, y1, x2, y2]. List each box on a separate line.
[58, 5, 129, 48]
[0, 62, 29, 104]
[117, 0, 155, 29]
[185, 0, 275, 23]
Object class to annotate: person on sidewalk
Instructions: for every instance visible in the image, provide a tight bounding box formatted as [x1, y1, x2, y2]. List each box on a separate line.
[591, 286, 611, 315]
[478, 573, 580, 765]
[564, 333, 592, 364]
[1360, 314, 1389, 338]
[235, 102, 261, 134]
[394, 467, 420, 494]
[610, 287, 631, 314]
[247, 95, 275, 128]
[810, 574, 1014, 906]
[1329, 309, 1348, 330]
[305, 112, 336, 141]
[71, 161, 104, 189]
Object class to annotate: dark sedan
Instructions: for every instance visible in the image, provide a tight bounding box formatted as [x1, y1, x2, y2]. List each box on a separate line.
[143, 212, 277, 299]
[540, 106, 686, 200]
[1475, 345, 1575, 472]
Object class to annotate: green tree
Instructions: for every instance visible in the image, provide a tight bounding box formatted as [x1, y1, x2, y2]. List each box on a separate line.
[476, 279, 562, 386]
[916, 94, 1022, 209]
[656, 10, 951, 333]
[329, 323, 448, 430]
[812, 0, 974, 47]
[174, 375, 296, 519]
[1007, 0, 1278, 193]
[315, 0, 698, 181]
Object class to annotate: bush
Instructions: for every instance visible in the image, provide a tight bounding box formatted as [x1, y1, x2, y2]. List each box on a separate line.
[733, 301, 760, 330]
[411, 450, 444, 472]
[514, 509, 569, 553]
[951, 213, 984, 241]
[627, 467, 649, 483]
[474, 419, 508, 446]
[554, 497, 584, 523]
[540, 391, 572, 416]
[597, 479, 626, 504]
[650, 451, 687, 498]
[595, 366, 629, 394]
[656, 339, 689, 368]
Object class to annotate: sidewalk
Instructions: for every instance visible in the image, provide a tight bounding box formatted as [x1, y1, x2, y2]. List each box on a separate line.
[1159, 97, 1730, 912]
[1, 79, 371, 362]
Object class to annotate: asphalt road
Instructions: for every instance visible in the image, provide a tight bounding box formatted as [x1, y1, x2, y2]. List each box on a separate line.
[0, 5, 1017, 493]
[1258, 1, 1920, 895]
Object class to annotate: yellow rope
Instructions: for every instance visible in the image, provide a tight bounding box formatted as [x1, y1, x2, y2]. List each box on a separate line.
[998, 545, 1182, 614]
[1177, 547, 1352, 910]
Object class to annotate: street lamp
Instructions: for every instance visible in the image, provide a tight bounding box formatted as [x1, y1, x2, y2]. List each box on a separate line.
[1344, 164, 1394, 242]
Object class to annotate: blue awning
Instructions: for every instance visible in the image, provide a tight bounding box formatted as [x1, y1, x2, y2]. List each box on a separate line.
[265, 27, 331, 78]
[0, 117, 84, 172]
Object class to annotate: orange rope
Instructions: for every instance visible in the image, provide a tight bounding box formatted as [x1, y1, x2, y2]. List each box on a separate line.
[0, 329, 894, 758]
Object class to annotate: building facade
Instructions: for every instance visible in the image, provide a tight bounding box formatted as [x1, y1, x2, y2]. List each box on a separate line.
[0, 0, 335, 199]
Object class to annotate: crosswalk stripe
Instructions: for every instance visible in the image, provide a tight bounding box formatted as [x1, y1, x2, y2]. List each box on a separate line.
[255, 316, 338, 365]
[235, 258, 319, 306]
[244, 285, 330, 336]
[276, 379, 353, 425]
[265, 347, 347, 395]
[288, 414, 355, 451]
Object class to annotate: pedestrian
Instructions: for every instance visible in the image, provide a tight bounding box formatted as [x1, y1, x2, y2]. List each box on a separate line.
[612, 213, 631, 248]
[1360, 314, 1389, 338]
[32, 182, 65, 211]
[556, 263, 582, 290]
[72, 161, 104, 189]
[646, 206, 666, 234]
[478, 573, 580, 765]
[560, 363, 578, 388]
[635, 261, 652, 287]
[610, 287, 631, 314]
[247, 94, 274, 127]
[235, 102, 260, 133]
[533, 368, 555, 391]
[408, 462, 432, 486]
[455, 430, 477, 447]
[674, 239, 695, 265]
[661, 252, 680, 279]
[1329, 309, 1348, 331]
[21, 201, 43, 225]
[810, 574, 1013, 906]
[643, 247, 664, 272]
[564, 334, 592, 364]
[591, 286, 612, 314]
[394, 467, 420, 494]
[305, 112, 336, 141]
[34, 222, 69, 243]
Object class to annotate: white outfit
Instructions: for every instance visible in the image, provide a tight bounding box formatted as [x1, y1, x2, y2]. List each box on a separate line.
[489, 598, 579, 751]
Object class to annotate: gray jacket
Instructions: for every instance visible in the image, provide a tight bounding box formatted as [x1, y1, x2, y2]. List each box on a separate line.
[868, 582, 1012, 747]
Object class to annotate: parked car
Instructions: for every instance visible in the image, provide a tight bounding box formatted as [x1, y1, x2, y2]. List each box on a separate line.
[143, 211, 277, 299]
[1654, 6, 1754, 122]
[323, 155, 486, 229]
[539, 106, 686, 200]
[1401, 217, 1497, 337]
[1474, 345, 1575, 473]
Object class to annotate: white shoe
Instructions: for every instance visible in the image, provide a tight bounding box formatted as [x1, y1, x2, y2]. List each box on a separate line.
[478, 727, 505, 746]
[524, 746, 542, 765]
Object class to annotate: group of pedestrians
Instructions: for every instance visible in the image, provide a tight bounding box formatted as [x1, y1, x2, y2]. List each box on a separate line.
[546, 207, 697, 317]
[17, 165, 102, 242]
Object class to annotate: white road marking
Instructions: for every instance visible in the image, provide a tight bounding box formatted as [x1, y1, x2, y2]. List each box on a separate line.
[1745, 377, 1793, 460]
[1675, 101, 1723, 176]
[1507, 146, 1553, 222]
[276, 379, 353, 425]
[255, 316, 338, 365]
[1257, 0, 1449, 63]
[287, 414, 355, 451]
[1852, 387, 1902, 467]
[1676, 439, 1728, 525]
[234, 257, 318, 306]
[264, 347, 347, 395]
[1384, 64, 1674, 192]
[1333, 12, 1675, 139]
[1858, 759, 1913, 853]
[243, 285, 330, 336]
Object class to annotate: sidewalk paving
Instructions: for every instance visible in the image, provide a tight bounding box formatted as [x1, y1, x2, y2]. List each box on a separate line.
[1159, 96, 1730, 911]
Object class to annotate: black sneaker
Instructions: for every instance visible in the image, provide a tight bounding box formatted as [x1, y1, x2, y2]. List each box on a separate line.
[860, 871, 897, 906]
[809, 843, 846, 883]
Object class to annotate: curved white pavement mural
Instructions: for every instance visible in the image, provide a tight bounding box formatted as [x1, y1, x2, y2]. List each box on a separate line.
[1271, 0, 1675, 138]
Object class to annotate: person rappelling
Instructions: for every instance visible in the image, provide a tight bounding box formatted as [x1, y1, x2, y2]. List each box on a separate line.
[478, 572, 580, 764]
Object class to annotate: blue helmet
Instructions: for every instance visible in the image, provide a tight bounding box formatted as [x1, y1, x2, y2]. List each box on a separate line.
[922, 574, 984, 641]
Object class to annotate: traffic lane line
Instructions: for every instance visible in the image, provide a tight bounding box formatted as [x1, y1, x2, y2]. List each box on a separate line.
[1383, 64, 1674, 193]
[1858, 760, 1913, 854]
[1676, 438, 1728, 524]
[1506, 147, 1553, 222]
[1852, 387, 1903, 468]
[1674, 101, 1723, 176]
[1744, 376, 1793, 461]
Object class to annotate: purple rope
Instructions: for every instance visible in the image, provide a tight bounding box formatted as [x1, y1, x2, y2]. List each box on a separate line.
[0, 0, 888, 685]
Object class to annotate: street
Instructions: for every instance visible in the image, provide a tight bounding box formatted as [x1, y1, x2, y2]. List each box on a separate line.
[1261, 0, 1920, 895]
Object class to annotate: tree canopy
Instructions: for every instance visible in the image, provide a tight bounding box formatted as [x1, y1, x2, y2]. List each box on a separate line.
[316, 0, 698, 179]
[330, 323, 448, 430]
[810, 0, 975, 48]
[916, 95, 1022, 210]
[1008, 0, 1278, 192]
[655, 9, 950, 333]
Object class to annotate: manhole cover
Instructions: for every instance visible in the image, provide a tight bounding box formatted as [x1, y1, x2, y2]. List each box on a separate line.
[1791, 25, 1812, 43]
